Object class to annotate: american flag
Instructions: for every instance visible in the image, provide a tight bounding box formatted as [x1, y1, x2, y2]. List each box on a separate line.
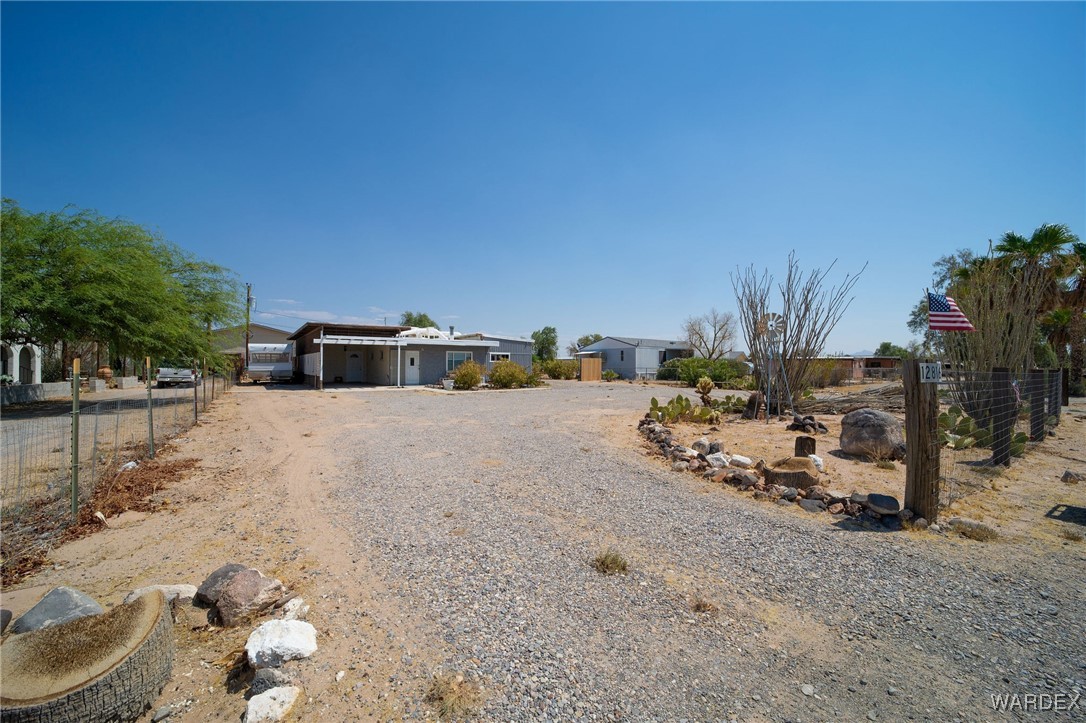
[928, 292, 975, 332]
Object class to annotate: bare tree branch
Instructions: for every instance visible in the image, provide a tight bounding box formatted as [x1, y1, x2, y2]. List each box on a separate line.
[681, 308, 736, 360]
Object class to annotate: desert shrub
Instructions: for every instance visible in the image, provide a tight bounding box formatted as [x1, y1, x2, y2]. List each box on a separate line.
[488, 360, 527, 389]
[541, 359, 578, 380]
[425, 672, 483, 718]
[655, 360, 680, 381]
[805, 359, 846, 388]
[592, 548, 628, 575]
[602, 369, 619, 382]
[647, 394, 721, 424]
[451, 360, 484, 390]
[690, 595, 718, 614]
[526, 362, 545, 387]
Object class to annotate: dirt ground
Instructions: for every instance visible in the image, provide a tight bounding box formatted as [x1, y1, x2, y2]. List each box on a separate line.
[1, 382, 1084, 721]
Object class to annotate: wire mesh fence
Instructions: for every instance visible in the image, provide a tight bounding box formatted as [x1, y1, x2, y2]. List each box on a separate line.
[1, 373, 235, 544]
[933, 368, 1063, 507]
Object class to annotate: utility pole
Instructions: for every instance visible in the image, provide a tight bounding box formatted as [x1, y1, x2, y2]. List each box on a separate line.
[245, 283, 252, 370]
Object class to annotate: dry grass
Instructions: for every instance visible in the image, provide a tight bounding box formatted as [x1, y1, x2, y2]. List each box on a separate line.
[690, 595, 718, 614]
[425, 671, 483, 719]
[874, 459, 896, 470]
[592, 548, 629, 575]
[1059, 528, 1084, 542]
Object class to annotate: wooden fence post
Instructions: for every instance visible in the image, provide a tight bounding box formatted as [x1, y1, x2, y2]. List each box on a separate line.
[795, 436, 817, 457]
[1028, 369, 1046, 442]
[904, 360, 940, 522]
[991, 367, 1014, 466]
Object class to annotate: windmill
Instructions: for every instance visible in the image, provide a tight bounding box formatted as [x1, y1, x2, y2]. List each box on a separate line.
[755, 313, 794, 422]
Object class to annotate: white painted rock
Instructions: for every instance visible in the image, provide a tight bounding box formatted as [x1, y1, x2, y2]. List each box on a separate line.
[808, 454, 824, 472]
[244, 685, 302, 722]
[245, 620, 318, 669]
[730, 454, 753, 469]
[124, 584, 198, 605]
[706, 452, 729, 469]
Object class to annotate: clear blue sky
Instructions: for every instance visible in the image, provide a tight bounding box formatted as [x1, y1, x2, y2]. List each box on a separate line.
[3, 2, 1083, 355]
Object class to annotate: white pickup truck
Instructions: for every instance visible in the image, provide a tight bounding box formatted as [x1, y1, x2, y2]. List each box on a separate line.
[156, 367, 201, 388]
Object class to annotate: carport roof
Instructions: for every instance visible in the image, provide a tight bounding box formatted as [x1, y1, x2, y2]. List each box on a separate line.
[288, 322, 409, 341]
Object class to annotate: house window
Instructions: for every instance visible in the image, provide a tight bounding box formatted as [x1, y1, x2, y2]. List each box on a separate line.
[659, 350, 666, 364]
[620, 350, 625, 362]
[489, 353, 510, 363]
[447, 351, 473, 372]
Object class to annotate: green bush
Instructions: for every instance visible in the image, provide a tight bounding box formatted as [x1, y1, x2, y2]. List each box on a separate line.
[488, 360, 528, 389]
[602, 369, 619, 382]
[527, 362, 545, 387]
[541, 359, 578, 380]
[452, 360, 484, 390]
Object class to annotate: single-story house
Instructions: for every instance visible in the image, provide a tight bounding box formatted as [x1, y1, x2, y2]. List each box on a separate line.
[456, 332, 534, 373]
[288, 322, 498, 388]
[816, 355, 902, 381]
[576, 336, 692, 380]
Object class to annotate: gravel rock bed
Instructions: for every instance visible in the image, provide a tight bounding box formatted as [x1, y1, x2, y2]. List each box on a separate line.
[324, 382, 1085, 721]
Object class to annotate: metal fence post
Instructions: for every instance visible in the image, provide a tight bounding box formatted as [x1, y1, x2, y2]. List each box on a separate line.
[71, 358, 80, 522]
[991, 367, 1014, 466]
[904, 359, 940, 522]
[1048, 369, 1062, 426]
[202, 357, 208, 412]
[193, 358, 199, 423]
[146, 356, 155, 459]
[1028, 368, 1046, 442]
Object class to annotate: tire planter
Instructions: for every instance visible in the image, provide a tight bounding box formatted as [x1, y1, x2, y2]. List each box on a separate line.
[1, 591, 174, 722]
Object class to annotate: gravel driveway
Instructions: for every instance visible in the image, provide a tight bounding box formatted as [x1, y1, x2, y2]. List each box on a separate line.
[318, 381, 1084, 721]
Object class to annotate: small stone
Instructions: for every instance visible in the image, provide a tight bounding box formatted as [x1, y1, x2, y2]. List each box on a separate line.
[672, 461, 689, 472]
[827, 502, 845, 515]
[911, 517, 929, 530]
[245, 620, 318, 669]
[929, 523, 941, 533]
[692, 437, 710, 454]
[244, 685, 302, 722]
[801, 684, 815, 696]
[887, 687, 899, 696]
[898, 508, 914, 521]
[799, 499, 826, 513]
[706, 452, 729, 469]
[866, 493, 900, 516]
[1061, 470, 1083, 484]
[867, 712, 877, 721]
[335, 670, 346, 682]
[730, 454, 753, 469]
[781, 487, 798, 501]
[250, 668, 296, 696]
[152, 707, 173, 722]
[9, 586, 103, 635]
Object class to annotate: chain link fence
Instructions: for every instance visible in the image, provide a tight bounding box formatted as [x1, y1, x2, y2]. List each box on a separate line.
[2, 373, 234, 540]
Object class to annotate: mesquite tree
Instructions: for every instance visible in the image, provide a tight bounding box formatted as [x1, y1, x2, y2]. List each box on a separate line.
[732, 252, 866, 412]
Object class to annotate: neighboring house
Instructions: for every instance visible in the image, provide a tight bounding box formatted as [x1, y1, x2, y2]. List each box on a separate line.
[816, 355, 902, 382]
[213, 322, 293, 357]
[289, 322, 498, 388]
[0, 342, 42, 385]
[576, 336, 691, 380]
[456, 333, 534, 373]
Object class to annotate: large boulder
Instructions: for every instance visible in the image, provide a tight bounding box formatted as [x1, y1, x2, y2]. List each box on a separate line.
[839, 408, 906, 460]
[216, 570, 287, 627]
[196, 563, 248, 605]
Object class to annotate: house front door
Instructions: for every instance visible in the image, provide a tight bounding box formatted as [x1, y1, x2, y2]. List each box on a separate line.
[345, 352, 363, 383]
[405, 351, 420, 385]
